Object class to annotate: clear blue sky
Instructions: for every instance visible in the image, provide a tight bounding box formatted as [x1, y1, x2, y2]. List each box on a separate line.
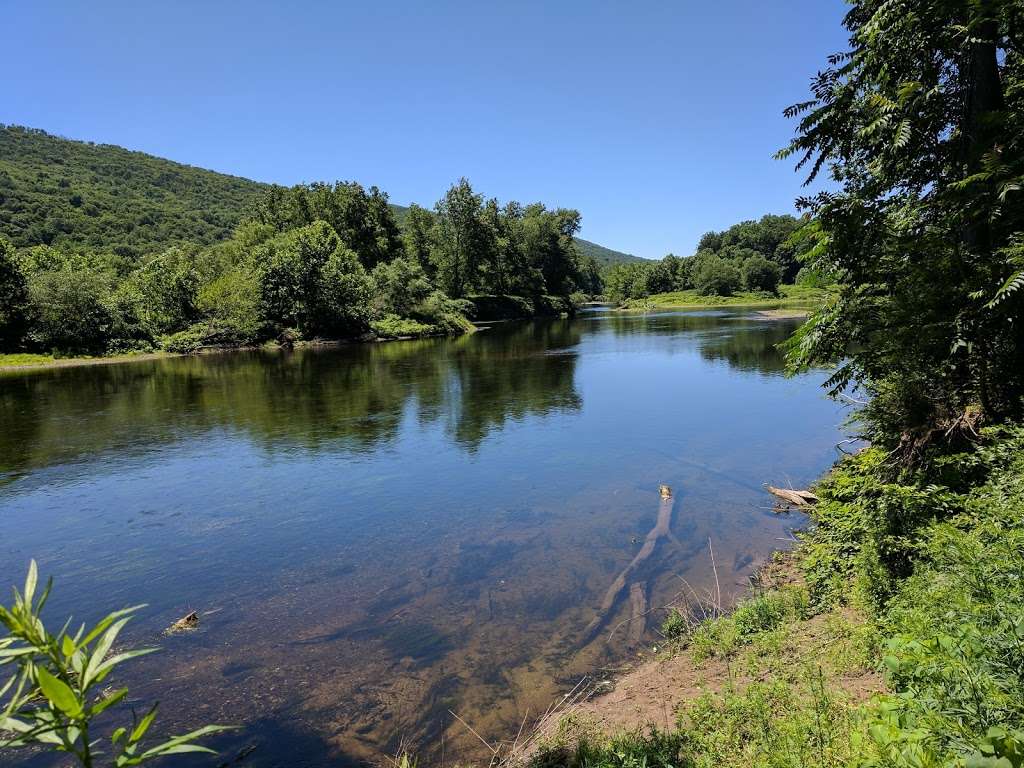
[3, 1, 849, 258]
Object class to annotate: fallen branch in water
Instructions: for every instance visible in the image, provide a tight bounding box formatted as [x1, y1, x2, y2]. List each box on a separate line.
[764, 485, 819, 507]
[581, 486, 674, 644]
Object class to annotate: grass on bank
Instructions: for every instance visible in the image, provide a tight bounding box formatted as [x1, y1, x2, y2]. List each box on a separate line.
[0, 353, 56, 367]
[0, 350, 172, 371]
[529, 424, 1024, 768]
[619, 283, 833, 311]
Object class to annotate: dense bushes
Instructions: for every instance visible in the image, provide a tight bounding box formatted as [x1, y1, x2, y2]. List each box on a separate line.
[26, 267, 114, 354]
[253, 221, 374, 338]
[692, 255, 741, 297]
[739, 253, 782, 293]
[843, 428, 1024, 766]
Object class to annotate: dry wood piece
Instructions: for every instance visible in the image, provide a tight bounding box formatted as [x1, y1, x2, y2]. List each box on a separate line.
[764, 485, 819, 507]
[582, 489, 674, 643]
[166, 610, 199, 634]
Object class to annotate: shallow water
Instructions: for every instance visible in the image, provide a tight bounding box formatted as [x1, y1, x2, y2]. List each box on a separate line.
[0, 308, 847, 766]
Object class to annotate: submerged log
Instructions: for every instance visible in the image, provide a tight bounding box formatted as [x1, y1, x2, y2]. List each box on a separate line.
[764, 485, 819, 507]
[582, 488, 674, 644]
[625, 582, 648, 646]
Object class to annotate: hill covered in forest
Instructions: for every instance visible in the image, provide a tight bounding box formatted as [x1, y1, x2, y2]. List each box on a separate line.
[0, 125, 639, 264]
[573, 237, 645, 266]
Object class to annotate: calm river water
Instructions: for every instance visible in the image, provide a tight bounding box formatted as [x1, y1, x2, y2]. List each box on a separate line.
[0, 307, 847, 767]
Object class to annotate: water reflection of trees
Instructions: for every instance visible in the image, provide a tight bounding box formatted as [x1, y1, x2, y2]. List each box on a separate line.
[697, 319, 800, 374]
[0, 321, 582, 477]
[600, 311, 800, 374]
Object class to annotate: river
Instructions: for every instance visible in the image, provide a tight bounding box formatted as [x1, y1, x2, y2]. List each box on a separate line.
[0, 307, 847, 767]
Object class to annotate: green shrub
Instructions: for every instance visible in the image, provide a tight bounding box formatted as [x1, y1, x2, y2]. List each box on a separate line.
[532, 725, 686, 768]
[732, 593, 789, 637]
[692, 255, 741, 297]
[161, 319, 257, 353]
[681, 676, 865, 768]
[861, 430, 1024, 767]
[676, 587, 810, 661]
[465, 294, 534, 320]
[740, 253, 782, 293]
[797, 447, 961, 611]
[660, 608, 690, 642]
[370, 315, 437, 339]
[26, 268, 114, 354]
[410, 292, 474, 335]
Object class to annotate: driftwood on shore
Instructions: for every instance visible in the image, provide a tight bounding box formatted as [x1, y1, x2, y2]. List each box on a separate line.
[764, 485, 819, 507]
[582, 486, 674, 644]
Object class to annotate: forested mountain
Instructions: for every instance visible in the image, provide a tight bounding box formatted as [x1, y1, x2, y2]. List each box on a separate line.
[0, 126, 265, 259]
[0, 125, 638, 265]
[573, 238, 644, 267]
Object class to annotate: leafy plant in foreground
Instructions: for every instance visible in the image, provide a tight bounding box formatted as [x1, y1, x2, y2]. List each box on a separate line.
[0, 561, 228, 767]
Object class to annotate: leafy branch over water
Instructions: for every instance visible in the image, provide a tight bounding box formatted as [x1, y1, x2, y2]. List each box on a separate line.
[0, 561, 228, 767]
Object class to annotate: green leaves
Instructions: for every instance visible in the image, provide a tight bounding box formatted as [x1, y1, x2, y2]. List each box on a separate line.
[36, 668, 82, 718]
[0, 561, 228, 767]
[779, 0, 1024, 444]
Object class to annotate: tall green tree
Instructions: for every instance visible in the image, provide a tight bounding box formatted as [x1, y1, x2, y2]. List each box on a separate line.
[740, 253, 782, 293]
[432, 179, 487, 298]
[121, 246, 201, 336]
[693, 255, 741, 297]
[251, 182, 403, 269]
[0, 237, 28, 349]
[779, 0, 1024, 449]
[26, 268, 113, 354]
[521, 204, 582, 296]
[252, 221, 372, 337]
[401, 204, 436, 276]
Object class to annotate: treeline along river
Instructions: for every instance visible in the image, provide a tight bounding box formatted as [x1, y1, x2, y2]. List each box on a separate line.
[0, 307, 846, 767]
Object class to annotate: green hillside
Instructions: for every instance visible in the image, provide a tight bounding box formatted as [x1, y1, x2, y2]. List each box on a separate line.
[0, 125, 639, 265]
[574, 237, 646, 266]
[0, 126, 265, 259]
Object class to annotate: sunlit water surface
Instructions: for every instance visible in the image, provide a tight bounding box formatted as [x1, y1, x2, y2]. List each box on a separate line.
[0, 308, 848, 767]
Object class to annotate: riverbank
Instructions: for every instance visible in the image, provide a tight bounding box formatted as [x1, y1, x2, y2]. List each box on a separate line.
[519, 424, 1024, 768]
[517, 553, 881, 765]
[0, 294, 585, 373]
[618, 284, 832, 311]
[0, 326, 471, 373]
[0, 350, 178, 372]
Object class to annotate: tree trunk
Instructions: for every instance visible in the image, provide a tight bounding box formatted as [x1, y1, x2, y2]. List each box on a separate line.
[961, 10, 1005, 255]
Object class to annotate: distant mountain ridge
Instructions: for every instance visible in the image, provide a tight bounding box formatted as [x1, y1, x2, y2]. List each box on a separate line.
[573, 237, 646, 266]
[0, 125, 641, 265]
